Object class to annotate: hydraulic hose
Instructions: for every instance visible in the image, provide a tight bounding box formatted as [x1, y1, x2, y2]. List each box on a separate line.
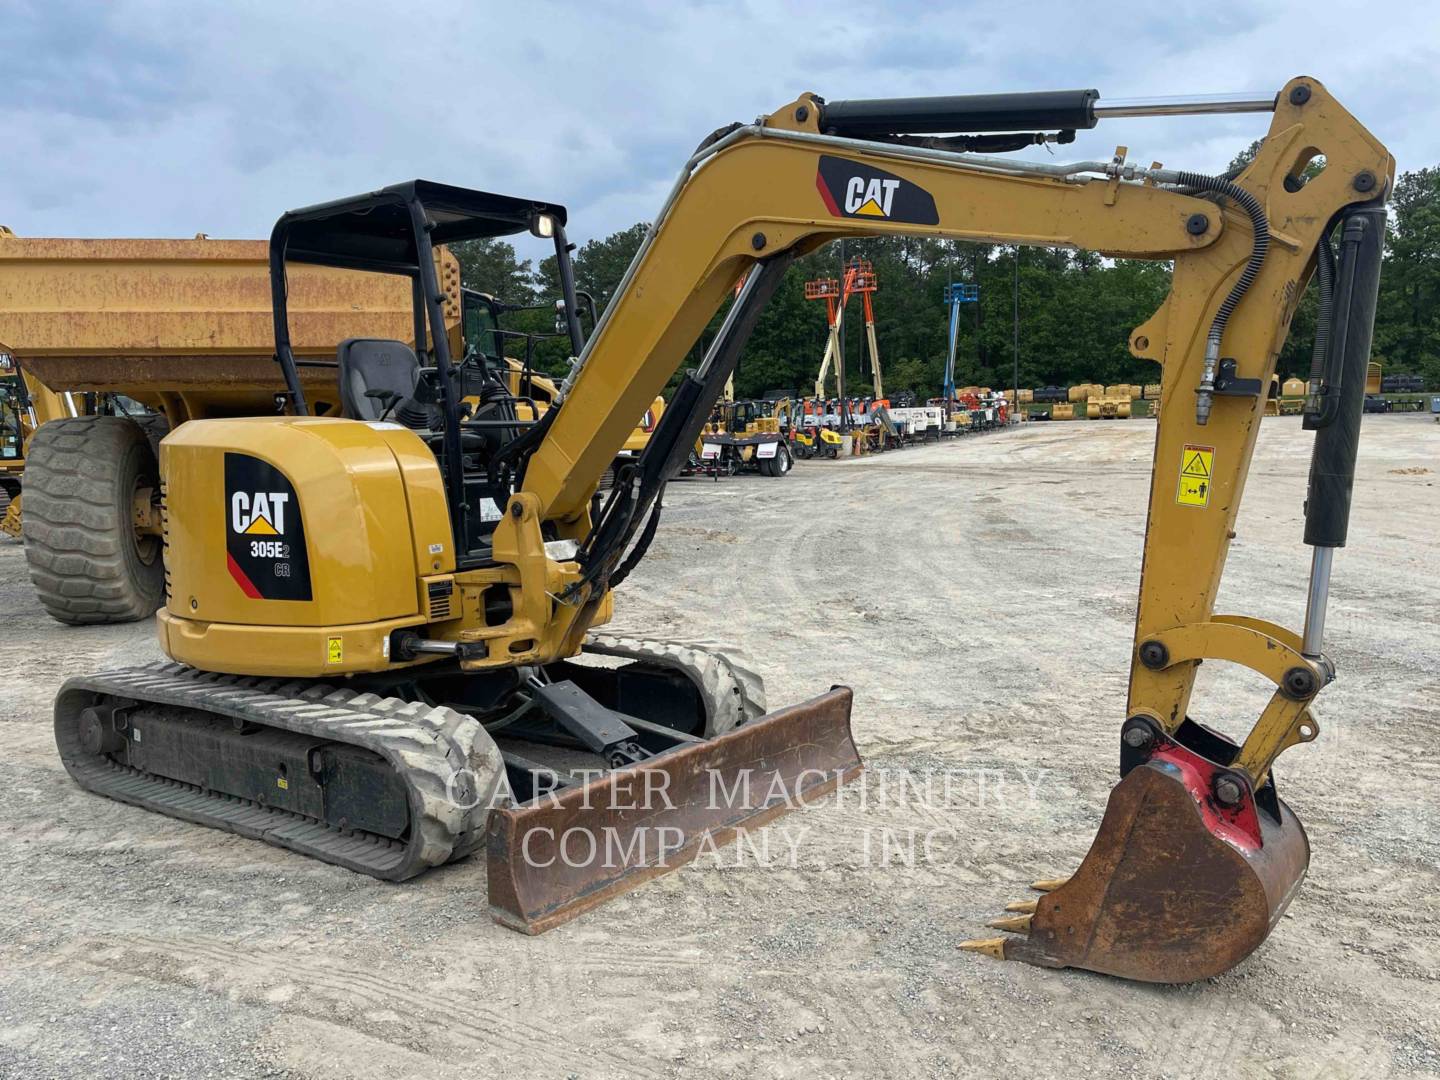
[1170, 160, 1245, 198]
[1175, 172, 1270, 424]
[608, 490, 664, 591]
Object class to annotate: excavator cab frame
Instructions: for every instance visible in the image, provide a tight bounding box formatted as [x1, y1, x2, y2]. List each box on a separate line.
[268, 180, 582, 567]
[461, 287, 505, 361]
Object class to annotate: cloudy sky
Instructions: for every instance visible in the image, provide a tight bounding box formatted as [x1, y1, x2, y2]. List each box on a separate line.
[5, 0, 1438, 261]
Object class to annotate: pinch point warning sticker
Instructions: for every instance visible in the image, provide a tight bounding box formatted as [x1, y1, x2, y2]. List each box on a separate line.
[1177, 444, 1214, 507]
[326, 636, 344, 664]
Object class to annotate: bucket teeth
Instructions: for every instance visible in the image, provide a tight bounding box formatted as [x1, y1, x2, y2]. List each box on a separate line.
[986, 913, 1033, 933]
[957, 937, 1007, 960]
[1030, 876, 1070, 892]
[962, 878, 1070, 965]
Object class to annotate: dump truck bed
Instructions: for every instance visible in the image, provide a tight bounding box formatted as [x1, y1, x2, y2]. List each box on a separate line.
[0, 234, 458, 420]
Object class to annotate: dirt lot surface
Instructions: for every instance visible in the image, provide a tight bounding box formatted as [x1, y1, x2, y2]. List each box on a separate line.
[1, 416, 1436, 1079]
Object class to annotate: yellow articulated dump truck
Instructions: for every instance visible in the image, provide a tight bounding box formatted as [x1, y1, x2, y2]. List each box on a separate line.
[0, 233, 449, 623]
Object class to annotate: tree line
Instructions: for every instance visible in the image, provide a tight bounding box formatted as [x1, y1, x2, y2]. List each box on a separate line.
[450, 163, 1440, 400]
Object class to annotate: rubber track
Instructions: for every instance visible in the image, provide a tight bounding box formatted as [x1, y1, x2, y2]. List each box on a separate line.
[582, 633, 767, 737]
[54, 663, 505, 880]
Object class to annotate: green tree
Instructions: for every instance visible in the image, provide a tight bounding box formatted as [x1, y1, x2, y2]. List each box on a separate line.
[538, 223, 649, 314]
[448, 237, 535, 304]
[1376, 167, 1440, 386]
[461, 158, 1440, 400]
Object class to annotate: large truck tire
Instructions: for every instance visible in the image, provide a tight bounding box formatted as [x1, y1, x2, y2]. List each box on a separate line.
[759, 442, 792, 477]
[22, 416, 165, 624]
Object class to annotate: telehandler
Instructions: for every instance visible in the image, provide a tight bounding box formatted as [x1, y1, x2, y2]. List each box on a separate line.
[56, 78, 1387, 983]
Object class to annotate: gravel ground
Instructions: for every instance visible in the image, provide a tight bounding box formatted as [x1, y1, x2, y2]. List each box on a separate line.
[1, 415, 1436, 1079]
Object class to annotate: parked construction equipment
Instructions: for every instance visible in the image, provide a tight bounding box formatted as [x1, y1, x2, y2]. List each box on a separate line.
[0, 234, 434, 622]
[0, 355, 27, 537]
[1357, 363, 1428, 412]
[789, 400, 846, 458]
[698, 397, 793, 476]
[1380, 372, 1424, 394]
[1086, 385, 1132, 419]
[52, 79, 1388, 983]
[804, 257, 882, 405]
[1279, 376, 1307, 414]
[941, 281, 979, 408]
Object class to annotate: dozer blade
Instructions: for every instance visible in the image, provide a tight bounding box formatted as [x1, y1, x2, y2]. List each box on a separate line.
[970, 744, 1309, 983]
[487, 687, 861, 934]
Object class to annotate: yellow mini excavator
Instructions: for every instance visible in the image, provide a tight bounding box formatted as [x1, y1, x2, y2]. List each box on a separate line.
[56, 78, 1388, 983]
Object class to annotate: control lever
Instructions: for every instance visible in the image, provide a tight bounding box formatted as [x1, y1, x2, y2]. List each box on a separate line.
[364, 388, 402, 422]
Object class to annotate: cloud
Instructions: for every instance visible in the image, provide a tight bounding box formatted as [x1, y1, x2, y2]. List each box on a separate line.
[2, 0, 1436, 251]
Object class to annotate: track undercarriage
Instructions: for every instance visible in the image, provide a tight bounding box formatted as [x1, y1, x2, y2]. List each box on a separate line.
[55, 635, 862, 931]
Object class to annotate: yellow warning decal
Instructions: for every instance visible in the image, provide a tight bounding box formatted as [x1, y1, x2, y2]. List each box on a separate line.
[1176, 444, 1214, 507]
[276, 776, 289, 790]
[326, 636, 344, 664]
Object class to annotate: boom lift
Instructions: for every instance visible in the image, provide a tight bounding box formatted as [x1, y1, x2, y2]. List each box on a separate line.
[941, 280, 979, 412]
[804, 257, 882, 409]
[849, 259, 883, 401]
[55, 80, 1389, 983]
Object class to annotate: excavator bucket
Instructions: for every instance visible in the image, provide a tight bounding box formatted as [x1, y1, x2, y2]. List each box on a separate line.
[488, 688, 862, 933]
[964, 727, 1309, 983]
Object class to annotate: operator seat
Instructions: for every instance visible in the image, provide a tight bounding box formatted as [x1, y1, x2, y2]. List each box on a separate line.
[337, 338, 424, 425]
